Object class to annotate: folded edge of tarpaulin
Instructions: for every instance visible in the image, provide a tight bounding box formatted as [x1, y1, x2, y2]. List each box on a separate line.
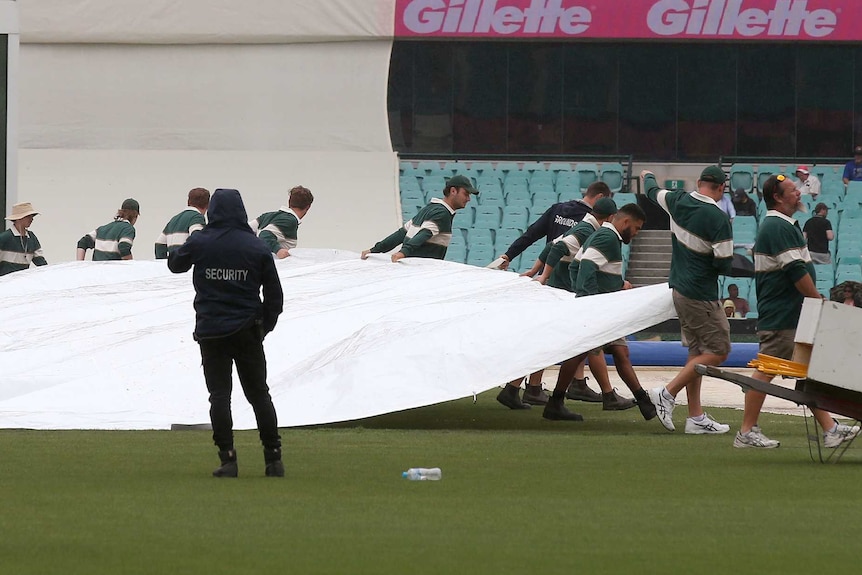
[0, 249, 675, 430]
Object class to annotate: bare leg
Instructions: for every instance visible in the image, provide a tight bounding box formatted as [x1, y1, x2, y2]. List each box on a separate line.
[586, 351, 613, 393]
[609, 346, 642, 393]
[664, 353, 727, 419]
[575, 361, 585, 380]
[741, 372, 771, 433]
[554, 355, 587, 394]
[527, 370, 544, 389]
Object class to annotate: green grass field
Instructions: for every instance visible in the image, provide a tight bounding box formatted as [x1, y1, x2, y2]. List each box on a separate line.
[4, 392, 862, 575]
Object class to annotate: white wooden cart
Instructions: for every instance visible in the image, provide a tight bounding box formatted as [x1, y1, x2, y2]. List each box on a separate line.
[697, 298, 862, 462]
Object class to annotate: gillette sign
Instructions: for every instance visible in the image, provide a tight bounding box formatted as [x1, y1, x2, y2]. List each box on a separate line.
[394, 0, 859, 41]
[398, 0, 592, 36]
[647, 0, 836, 37]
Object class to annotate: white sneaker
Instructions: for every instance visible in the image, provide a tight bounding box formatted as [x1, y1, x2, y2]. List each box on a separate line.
[648, 387, 675, 431]
[823, 423, 861, 448]
[685, 413, 730, 435]
[733, 428, 780, 448]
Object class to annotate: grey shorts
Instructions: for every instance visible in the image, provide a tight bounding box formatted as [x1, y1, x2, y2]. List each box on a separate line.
[757, 329, 795, 360]
[672, 289, 731, 357]
[810, 251, 832, 265]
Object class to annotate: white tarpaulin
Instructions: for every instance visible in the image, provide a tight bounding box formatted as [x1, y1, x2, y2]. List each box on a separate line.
[0, 249, 676, 430]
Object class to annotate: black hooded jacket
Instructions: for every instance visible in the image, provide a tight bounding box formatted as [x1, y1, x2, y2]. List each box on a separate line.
[168, 188, 284, 339]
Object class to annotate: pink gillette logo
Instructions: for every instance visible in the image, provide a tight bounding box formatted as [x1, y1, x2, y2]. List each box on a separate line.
[400, 0, 592, 35]
[647, 0, 838, 37]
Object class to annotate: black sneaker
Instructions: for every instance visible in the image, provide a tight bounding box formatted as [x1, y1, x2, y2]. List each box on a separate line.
[265, 460, 285, 477]
[496, 385, 532, 410]
[213, 450, 238, 478]
[522, 386, 550, 406]
[542, 397, 584, 421]
[565, 377, 603, 402]
[602, 389, 637, 411]
[634, 389, 658, 421]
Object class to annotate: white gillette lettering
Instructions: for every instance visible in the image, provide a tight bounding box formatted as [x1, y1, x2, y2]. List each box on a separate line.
[647, 0, 837, 38]
[402, 0, 591, 35]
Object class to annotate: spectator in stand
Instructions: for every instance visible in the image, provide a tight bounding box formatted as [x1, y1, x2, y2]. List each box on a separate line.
[725, 283, 750, 318]
[802, 203, 834, 265]
[731, 188, 757, 217]
[843, 145, 862, 185]
[722, 300, 737, 318]
[717, 191, 736, 221]
[840, 284, 862, 307]
[793, 165, 820, 199]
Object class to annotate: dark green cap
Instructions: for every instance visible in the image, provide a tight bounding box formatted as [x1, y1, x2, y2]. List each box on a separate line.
[446, 175, 479, 195]
[121, 198, 140, 213]
[593, 197, 618, 216]
[699, 165, 727, 185]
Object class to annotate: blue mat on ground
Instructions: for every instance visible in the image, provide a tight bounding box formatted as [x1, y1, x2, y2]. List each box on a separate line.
[606, 341, 757, 368]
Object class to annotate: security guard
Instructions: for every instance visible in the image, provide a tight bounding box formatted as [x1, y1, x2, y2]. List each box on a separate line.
[168, 188, 285, 478]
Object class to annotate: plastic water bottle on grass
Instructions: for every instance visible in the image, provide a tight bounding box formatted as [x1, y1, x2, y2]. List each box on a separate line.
[402, 467, 442, 481]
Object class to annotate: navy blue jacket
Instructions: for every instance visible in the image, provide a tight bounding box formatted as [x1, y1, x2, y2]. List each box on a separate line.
[168, 188, 284, 339]
[503, 200, 592, 260]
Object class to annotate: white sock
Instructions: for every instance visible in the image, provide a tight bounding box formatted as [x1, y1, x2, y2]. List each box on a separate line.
[661, 389, 675, 402]
[826, 423, 838, 434]
[691, 413, 706, 422]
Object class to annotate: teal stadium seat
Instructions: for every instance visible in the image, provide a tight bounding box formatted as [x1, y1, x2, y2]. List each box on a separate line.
[576, 163, 599, 192]
[401, 202, 423, 222]
[477, 176, 504, 196]
[501, 206, 529, 230]
[467, 228, 494, 248]
[443, 161, 469, 176]
[557, 185, 581, 203]
[496, 161, 521, 174]
[417, 160, 446, 177]
[400, 175, 422, 194]
[547, 162, 573, 181]
[556, 171, 580, 191]
[505, 189, 532, 208]
[400, 185, 424, 206]
[600, 162, 626, 194]
[516, 243, 546, 274]
[466, 245, 495, 267]
[445, 244, 467, 264]
[473, 205, 502, 229]
[729, 164, 755, 193]
[522, 161, 546, 173]
[477, 186, 505, 207]
[496, 228, 523, 253]
[469, 162, 495, 175]
[531, 191, 557, 213]
[421, 174, 447, 195]
[452, 206, 474, 229]
[529, 170, 554, 187]
[529, 180, 555, 195]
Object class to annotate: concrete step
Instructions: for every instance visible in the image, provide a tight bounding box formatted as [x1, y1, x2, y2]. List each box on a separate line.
[625, 267, 670, 278]
[630, 253, 672, 263]
[629, 276, 669, 287]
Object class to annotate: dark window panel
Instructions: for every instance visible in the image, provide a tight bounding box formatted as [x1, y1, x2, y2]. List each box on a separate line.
[388, 43, 414, 152]
[562, 45, 619, 155]
[677, 45, 737, 161]
[619, 45, 677, 161]
[413, 43, 454, 153]
[855, 47, 862, 150]
[737, 45, 795, 157]
[796, 45, 853, 158]
[452, 42, 508, 155]
[507, 44, 562, 154]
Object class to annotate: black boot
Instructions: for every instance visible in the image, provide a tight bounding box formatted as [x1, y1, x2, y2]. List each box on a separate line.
[542, 395, 584, 421]
[522, 385, 550, 406]
[602, 389, 637, 411]
[565, 377, 603, 402]
[264, 447, 284, 477]
[213, 449, 238, 478]
[634, 388, 657, 421]
[496, 385, 531, 410]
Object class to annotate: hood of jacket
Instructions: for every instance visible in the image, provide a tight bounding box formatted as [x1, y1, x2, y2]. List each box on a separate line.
[206, 188, 253, 233]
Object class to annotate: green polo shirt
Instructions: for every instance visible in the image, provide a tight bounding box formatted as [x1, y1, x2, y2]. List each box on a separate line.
[754, 210, 815, 331]
[370, 198, 456, 259]
[0, 227, 47, 275]
[77, 219, 136, 260]
[644, 174, 733, 300]
[574, 222, 625, 296]
[542, 213, 600, 292]
[155, 208, 206, 259]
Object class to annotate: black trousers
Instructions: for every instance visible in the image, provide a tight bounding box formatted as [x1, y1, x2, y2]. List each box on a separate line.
[198, 324, 281, 452]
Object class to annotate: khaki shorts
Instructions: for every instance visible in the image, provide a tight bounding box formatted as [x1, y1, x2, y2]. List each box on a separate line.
[757, 329, 795, 360]
[672, 289, 731, 357]
[588, 338, 628, 355]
